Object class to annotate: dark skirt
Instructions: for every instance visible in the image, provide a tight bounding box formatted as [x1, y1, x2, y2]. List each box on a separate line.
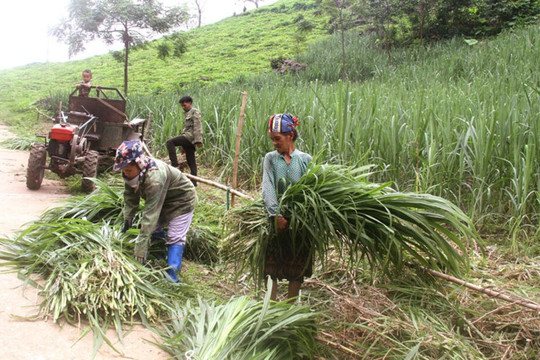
[264, 228, 312, 282]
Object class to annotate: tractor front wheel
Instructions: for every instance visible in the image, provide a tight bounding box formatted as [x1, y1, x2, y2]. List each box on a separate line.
[82, 150, 99, 193]
[26, 144, 47, 190]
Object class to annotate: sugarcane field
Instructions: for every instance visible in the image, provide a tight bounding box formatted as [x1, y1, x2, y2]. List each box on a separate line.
[0, 0, 539, 359]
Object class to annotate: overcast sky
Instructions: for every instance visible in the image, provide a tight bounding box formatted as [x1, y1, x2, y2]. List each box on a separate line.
[0, 0, 278, 70]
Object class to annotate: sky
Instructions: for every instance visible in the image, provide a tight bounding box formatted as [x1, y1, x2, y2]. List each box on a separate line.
[0, 0, 278, 70]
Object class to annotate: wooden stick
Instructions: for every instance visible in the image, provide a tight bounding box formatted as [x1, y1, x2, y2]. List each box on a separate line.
[36, 108, 56, 122]
[183, 173, 254, 201]
[140, 140, 254, 202]
[95, 97, 129, 122]
[419, 266, 540, 312]
[317, 331, 358, 356]
[231, 91, 248, 207]
[143, 112, 153, 142]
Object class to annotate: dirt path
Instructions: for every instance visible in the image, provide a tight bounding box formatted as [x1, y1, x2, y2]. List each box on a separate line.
[0, 126, 169, 360]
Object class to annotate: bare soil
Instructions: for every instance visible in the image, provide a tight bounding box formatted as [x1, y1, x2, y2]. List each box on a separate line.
[0, 126, 169, 360]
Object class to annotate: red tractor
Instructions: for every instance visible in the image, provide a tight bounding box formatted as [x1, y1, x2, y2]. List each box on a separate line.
[27, 86, 149, 192]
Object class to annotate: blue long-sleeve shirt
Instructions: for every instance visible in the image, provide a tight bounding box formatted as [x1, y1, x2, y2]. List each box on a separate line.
[262, 149, 312, 216]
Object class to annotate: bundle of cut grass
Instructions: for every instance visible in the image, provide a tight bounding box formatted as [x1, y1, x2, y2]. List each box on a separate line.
[0, 136, 37, 150]
[40, 178, 133, 225]
[158, 290, 317, 359]
[184, 224, 220, 264]
[0, 219, 182, 355]
[40, 179, 220, 264]
[224, 163, 480, 281]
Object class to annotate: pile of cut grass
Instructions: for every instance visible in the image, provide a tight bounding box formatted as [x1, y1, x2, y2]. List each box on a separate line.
[158, 285, 318, 360]
[0, 219, 183, 356]
[224, 163, 479, 284]
[40, 178, 221, 264]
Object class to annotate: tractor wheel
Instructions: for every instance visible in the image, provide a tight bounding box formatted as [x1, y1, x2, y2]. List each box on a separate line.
[82, 150, 99, 193]
[26, 144, 47, 190]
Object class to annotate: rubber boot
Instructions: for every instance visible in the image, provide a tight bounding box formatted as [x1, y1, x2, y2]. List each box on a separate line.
[166, 244, 184, 282]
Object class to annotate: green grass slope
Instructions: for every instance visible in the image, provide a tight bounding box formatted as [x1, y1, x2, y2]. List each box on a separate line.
[0, 0, 327, 112]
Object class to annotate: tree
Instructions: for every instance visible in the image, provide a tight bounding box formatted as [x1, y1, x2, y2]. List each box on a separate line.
[365, 0, 402, 64]
[402, 0, 438, 45]
[194, 0, 204, 28]
[242, 0, 264, 9]
[157, 33, 189, 60]
[318, 0, 359, 81]
[53, 0, 189, 95]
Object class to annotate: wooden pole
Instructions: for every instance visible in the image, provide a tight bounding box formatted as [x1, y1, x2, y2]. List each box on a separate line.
[231, 91, 248, 207]
[140, 139, 254, 202]
[420, 266, 540, 312]
[95, 97, 129, 122]
[184, 173, 254, 201]
[143, 112, 153, 142]
[58, 101, 62, 122]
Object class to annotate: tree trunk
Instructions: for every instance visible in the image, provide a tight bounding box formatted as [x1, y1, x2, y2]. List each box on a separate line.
[384, 3, 392, 66]
[339, 6, 346, 82]
[195, 0, 202, 28]
[419, 1, 426, 46]
[124, 40, 129, 95]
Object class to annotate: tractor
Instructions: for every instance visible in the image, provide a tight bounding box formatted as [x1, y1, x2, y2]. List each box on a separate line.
[27, 86, 149, 192]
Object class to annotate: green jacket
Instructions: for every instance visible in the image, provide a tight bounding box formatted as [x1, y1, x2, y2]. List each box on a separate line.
[181, 107, 203, 144]
[124, 159, 197, 257]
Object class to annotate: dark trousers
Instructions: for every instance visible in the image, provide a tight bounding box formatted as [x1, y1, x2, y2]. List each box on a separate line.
[166, 135, 197, 186]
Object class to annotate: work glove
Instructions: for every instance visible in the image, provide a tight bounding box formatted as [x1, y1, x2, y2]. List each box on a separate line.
[122, 218, 133, 233]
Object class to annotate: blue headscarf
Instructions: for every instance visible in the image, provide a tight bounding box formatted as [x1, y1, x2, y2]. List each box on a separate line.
[113, 139, 157, 172]
[268, 113, 299, 133]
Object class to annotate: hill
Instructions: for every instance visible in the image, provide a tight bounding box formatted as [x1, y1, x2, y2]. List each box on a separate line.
[0, 0, 328, 112]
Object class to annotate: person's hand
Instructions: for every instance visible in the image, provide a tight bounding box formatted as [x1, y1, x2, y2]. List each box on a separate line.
[134, 238, 148, 263]
[151, 229, 167, 241]
[122, 219, 133, 233]
[276, 215, 288, 231]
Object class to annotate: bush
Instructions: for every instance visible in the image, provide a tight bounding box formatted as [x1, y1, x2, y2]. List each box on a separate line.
[269, 56, 286, 70]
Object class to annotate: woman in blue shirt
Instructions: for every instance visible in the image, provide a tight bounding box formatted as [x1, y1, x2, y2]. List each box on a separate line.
[262, 113, 312, 301]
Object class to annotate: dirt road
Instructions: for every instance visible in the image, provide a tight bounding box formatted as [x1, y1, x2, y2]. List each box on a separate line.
[0, 126, 169, 360]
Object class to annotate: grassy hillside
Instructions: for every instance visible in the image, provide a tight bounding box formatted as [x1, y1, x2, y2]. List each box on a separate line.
[120, 25, 538, 244]
[0, 0, 327, 112]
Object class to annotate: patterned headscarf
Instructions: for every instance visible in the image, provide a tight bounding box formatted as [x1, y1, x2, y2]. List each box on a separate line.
[268, 113, 299, 133]
[113, 140, 156, 172]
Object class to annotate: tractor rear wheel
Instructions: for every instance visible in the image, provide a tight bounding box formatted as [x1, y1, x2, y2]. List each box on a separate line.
[26, 144, 47, 190]
[82, 150, 99, 193]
